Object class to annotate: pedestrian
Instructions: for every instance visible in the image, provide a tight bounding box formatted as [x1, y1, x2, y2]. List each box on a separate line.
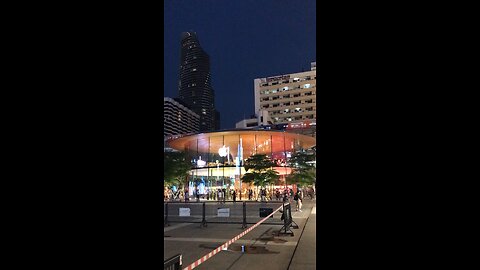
[294, 190, 303, 212]
[261, 188, 266, 202]
[276, 189, 280, 201]
[248, 189, 252, 200]
[222, 189, 226, 203]
[196, 189, 200, 202]
[185, 190, 189, 202]
[218, 189, 222, 202]
[232, 189, 237, 203]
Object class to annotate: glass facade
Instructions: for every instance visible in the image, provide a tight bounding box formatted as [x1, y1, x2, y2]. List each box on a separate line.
[167, 130, 315, 196]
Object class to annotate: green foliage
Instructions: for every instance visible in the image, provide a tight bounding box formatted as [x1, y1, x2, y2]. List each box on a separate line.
[287, 151, 316, 187]
[241, 154, 279, 188]
[164, 151, 192, 188]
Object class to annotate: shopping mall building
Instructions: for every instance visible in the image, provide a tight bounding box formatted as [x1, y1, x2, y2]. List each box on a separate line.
[166, 129, 316, 197]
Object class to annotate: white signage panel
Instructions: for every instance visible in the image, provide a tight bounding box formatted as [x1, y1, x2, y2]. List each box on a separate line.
[179, 208, 191, 216]
[217, 208, 230, 217]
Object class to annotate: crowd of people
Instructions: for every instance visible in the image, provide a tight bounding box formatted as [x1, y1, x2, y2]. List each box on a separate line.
[164, 186, 316, 206]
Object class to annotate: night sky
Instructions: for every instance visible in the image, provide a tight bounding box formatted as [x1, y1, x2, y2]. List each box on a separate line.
[164, 0, 316, 130]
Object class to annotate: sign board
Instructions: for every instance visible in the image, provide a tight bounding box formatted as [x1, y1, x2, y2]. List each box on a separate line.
[259, 208, 274, 218]
[179, 208, 190, 217]
[217, 208, 230, 217]
[266, 75, 290, 83]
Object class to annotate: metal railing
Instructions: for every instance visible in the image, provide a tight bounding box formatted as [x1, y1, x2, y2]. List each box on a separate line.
[164, 254, 182, 270]
[164, 200, 285, 228]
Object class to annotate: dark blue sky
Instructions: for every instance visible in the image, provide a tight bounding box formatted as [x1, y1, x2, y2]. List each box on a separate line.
[164, 0, 316, 129]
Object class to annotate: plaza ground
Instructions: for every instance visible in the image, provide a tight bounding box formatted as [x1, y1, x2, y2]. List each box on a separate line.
[164, 199, 316, 270]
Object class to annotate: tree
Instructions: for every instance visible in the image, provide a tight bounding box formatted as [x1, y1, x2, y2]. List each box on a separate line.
[241, 154, 279, 193]
[163, 151, 192, 189]
[286, 151, 316, 188]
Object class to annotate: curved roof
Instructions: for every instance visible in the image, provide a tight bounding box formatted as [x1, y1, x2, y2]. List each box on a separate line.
[166, 129, 316, 154]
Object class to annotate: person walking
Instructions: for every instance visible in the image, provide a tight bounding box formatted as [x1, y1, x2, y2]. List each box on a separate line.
[294, 190, 303, 212]
[248, 189, 252, 201]
[218, 189, 222, 203]
[232, 189, 237, 203]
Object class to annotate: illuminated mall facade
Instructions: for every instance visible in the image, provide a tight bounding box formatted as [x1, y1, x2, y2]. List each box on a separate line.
[166, 129, 316, 196]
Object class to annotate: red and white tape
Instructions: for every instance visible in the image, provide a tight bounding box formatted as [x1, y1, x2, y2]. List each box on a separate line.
[182, 204, 284, 270]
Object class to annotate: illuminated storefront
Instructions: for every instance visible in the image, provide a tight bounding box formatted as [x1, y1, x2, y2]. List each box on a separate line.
[166, 130, 316, 196]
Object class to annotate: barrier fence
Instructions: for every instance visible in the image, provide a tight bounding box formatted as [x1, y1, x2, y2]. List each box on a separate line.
[164, 202, 298, 270]
[164, 201, 285, 228]
[181, 203, 285, 270]
[164, 254, 182, 270]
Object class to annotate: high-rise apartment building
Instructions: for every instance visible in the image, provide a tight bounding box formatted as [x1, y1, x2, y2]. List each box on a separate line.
[178, 32, 219, 132]
[254, 62, 316, 124]
[164, 97, 200, 136]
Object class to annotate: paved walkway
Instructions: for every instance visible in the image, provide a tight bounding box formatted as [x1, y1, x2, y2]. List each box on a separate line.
[164, 199, 317, 270]
[288, 201, 316, 269]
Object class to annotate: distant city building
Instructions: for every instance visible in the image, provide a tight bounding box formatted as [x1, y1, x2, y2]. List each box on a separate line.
[254, 62, 316, 125]
[178, 32, 219, 132]
[164, 97, 200, 137]
[235, 118, 258, 129]
[235, 109, 273, 129]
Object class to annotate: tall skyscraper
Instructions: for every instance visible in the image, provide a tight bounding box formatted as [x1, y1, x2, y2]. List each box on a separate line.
[178, 32, 219, 132]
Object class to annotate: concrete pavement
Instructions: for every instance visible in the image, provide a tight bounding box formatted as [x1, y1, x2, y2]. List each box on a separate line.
[164, 198, 317, 269]
[288, 201, 316, 269]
